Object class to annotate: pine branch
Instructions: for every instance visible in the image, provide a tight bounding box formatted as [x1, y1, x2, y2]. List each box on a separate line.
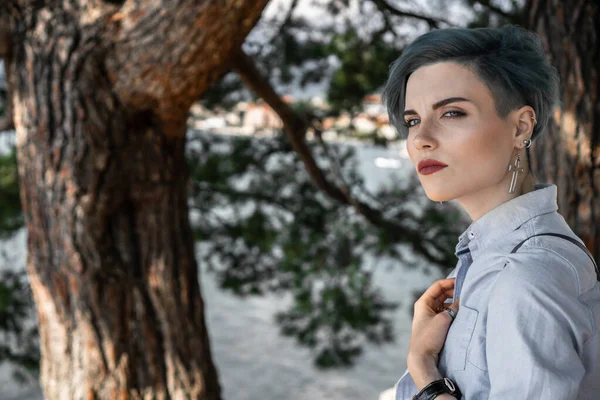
[273, 0, 301, 40]
[230, 48, 451, 267]
[474, 0, 518, 20]
[370, 0, 455, 29]
[230, 48, 349, 205]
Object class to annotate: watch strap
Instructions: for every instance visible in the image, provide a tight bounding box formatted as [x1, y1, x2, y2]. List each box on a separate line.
[412, 377, 462, 400]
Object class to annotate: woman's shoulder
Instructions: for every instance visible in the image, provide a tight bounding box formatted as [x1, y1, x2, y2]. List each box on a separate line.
[502, 233, 596, 296]
[500, 210, 596, 291]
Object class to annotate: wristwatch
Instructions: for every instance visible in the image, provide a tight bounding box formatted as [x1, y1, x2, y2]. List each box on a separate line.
[412, 377, 462, 400]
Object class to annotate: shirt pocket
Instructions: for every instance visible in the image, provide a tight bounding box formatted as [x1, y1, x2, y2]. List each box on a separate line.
[466, 317, 488, 372]
[440, 305, 478, 372]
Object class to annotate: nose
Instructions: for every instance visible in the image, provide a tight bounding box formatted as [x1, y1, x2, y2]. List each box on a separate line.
[412, 121, 438, 150]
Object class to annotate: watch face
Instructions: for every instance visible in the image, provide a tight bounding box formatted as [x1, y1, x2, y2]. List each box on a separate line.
[444, 377, 456, 392]
[414, 378, 461, 400]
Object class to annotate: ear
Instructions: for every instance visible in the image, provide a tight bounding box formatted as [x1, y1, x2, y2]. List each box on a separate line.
[511, 106, 536, 148]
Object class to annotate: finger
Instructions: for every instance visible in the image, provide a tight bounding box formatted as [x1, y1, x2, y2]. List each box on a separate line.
[446, 297, 460, 313]
[428, 295, 456, 314]
[439, 295, 459, 309]
[422, 279, 455, 300]
[433, 306, 457, 327]
[435, 289, 454, 305]
[418, 283, 455, 312]
[434, 287, 455, 301]
[439, 298, 460, 313]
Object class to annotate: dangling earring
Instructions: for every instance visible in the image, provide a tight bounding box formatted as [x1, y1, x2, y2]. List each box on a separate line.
[508, 150, 524, 194]
[508, 116, 535, 193]
[508, 138, 532, 193]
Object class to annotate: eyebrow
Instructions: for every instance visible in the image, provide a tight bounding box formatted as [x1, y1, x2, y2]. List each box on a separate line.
[403, 97, 472, 117]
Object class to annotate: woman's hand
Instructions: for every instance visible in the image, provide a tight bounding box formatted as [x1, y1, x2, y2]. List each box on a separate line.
[407, 278, 460, 390]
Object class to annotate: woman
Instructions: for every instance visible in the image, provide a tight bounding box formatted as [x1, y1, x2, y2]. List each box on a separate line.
[383, 25, 600, 400]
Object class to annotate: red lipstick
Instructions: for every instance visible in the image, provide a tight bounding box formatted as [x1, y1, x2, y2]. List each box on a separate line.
[418, 159, 448, 175]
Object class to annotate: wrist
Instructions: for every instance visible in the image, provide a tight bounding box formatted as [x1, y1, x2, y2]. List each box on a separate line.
[412, 378, 461, 400]
[407, 353, 443, 391]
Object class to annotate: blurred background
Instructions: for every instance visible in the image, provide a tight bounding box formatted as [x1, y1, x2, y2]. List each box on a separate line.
[0, 0, 597, 399]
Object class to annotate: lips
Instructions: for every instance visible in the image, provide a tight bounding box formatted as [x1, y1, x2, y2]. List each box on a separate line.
[418, 159, 448, 173]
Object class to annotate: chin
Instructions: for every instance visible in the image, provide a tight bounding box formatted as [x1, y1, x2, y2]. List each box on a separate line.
[422, 187, 453, 203]
[427, 194, 449, 203]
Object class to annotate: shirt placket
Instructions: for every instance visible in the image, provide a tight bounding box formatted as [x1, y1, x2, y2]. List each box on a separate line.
[454, 233, 474, 300]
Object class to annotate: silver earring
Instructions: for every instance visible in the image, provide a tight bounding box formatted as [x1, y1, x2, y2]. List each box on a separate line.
[523, 138, 532, 148]
[508, 149, 524, 194]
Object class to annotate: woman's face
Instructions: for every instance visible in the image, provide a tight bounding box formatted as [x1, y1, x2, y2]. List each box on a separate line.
[404, 61, 518, 206]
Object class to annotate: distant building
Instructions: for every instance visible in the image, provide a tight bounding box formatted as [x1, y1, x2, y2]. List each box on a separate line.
[352, 113, 377, 134]
[322, 117, 336, 130]
[242, 102, 283, 130]
[362, 93, 386, 117]
[224, 112, 241, 126]
[189, 102, 206, 118]
[335, 112, 352, 129]
[185, 91, 399, 142]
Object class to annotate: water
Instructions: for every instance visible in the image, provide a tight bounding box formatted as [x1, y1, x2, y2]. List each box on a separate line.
[0, 139, 448, 400]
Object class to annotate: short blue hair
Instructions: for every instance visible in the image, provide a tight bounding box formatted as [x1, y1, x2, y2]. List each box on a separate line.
[383, 25, 561, 142]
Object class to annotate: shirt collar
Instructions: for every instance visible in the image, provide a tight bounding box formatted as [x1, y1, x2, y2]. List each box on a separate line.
[456, 183, 558, 259]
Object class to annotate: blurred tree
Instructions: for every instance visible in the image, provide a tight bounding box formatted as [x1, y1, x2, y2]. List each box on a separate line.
[525, 0, 600, 260]
[0, 2, 269, 399]
[187, 132, 463, 368]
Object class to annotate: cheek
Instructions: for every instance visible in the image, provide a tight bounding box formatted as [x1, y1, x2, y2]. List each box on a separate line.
[463, 130, 510, 173]
[406, 136, 417, 164]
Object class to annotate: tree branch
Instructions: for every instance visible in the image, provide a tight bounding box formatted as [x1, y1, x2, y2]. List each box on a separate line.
[370, 0, 455, 29]
[474, 0, 518, 20]
[230, 48, 349, 206]
[105, 0, 271, 137]
[230, 48, 451, 267]
[273, 0, 300, 40]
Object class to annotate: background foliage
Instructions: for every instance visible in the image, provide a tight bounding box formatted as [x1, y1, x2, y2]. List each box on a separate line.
[0, 0, 526, 377]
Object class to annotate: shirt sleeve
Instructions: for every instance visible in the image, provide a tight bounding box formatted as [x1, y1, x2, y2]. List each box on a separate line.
[394, 368, 417, 400]
[486, 256, 587, 399]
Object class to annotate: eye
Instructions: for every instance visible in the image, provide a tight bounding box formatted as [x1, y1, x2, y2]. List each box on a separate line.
[442, 110, 465, 119]
[405, 118, 420, 128]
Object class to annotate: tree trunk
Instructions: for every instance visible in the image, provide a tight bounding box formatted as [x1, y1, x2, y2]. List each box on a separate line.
[526, 0, 600, 259]
[5, 1, 269, 398]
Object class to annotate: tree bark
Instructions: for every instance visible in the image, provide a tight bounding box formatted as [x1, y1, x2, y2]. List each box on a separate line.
[525, 0, 600, 260]
[5, 0, 268, 398]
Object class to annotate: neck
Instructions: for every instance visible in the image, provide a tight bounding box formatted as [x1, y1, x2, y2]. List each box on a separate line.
[456, 172, 535, 222]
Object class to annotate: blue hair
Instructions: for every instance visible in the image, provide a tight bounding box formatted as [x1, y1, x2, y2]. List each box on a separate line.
[383, 25, 561, 143]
